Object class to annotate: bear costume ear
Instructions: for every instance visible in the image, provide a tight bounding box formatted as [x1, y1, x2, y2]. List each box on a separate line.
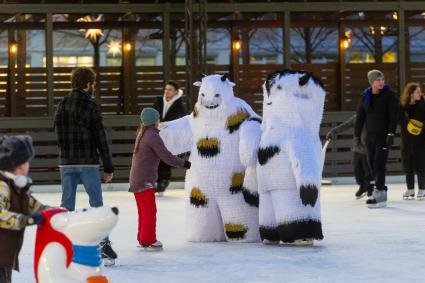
[50, 213, 69, 230]
[194, 73, 207, 87]
[221, 73, 235, 87]
[299, 72, 312, 86]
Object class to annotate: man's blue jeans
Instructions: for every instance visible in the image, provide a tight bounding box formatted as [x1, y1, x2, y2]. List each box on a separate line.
[60, 167, 103, 211]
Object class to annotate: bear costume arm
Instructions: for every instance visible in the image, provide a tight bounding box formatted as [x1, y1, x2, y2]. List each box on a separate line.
[239, 119, 262, 167]
[287, 134, 322, 207]
[159, 115, 193, 155]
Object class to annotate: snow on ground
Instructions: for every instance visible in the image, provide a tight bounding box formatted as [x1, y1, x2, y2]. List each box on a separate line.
[14, 183, 425, 283]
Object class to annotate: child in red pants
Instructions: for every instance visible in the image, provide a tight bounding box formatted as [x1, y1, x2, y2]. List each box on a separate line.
[129, 108, 190, 250]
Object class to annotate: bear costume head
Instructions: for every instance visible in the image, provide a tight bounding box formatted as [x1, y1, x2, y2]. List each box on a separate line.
[262, 70, 325, 133]
[193, 74, 237, 120]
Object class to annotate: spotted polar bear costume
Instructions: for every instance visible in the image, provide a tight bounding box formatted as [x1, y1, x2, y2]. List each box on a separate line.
[159, 74, 261, 242]
[253, 70, 326, 244]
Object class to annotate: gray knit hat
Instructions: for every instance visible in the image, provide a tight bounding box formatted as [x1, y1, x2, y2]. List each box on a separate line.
[0, 135, 35, 171]
[367, 69, 384, 85]
[140, 108, 160, 126]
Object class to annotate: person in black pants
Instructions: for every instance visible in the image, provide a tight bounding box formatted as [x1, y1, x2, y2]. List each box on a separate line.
[399, 82, 425, 200]
[326, 114, 373, 199]
[153, 81, 187, 195]
[354, 70, 399, 208]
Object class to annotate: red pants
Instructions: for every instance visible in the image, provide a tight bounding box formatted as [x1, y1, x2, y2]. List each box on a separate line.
[134, 189, 157, 246]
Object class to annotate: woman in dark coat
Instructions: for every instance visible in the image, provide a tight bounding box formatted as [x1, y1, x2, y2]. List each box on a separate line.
[153, 81, 187, 195]
[400, 82, 425, 200]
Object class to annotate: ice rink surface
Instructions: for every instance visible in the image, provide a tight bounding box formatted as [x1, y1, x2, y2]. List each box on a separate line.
[14, 183, 425, 283]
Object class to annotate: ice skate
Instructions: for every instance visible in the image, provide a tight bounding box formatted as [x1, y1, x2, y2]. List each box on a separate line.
[100, 240, 118, 266]
[366, 189, 387, 208]
[139, 240, 163, 251]
[103, 258, 115, 267]
[288, 239, 314, 246]
[416, 190, 425, 200]
[355, 185, 367, 200]
[262, 239, 280, 245]
[403, 189, 415, 200]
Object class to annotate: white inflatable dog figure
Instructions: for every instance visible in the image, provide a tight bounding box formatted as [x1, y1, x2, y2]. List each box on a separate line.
[34, 206, 119, 283]
[159, 74, 261, 242]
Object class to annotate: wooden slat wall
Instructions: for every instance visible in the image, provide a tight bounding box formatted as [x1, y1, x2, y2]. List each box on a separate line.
[134, 65, 230, 114]
[4, 62, 422, 117]
[342, 63, 399, 110]
[0, 116, 140, 183]
[406, 62, 425, 88]
[321, 111, 402, 177]
[0, 112, 403, 184]
[0, 68, 7, 116]
[237, 63, 339, 113]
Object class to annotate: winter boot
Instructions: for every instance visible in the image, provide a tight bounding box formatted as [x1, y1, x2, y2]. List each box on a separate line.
[416, 189, 425, 200]
[403, 189, 415, 200]
[140, 240, 163, 251]
[355, 185, 367, 200]
[100, 240, 118, 266]
[366, 189, 387, 208]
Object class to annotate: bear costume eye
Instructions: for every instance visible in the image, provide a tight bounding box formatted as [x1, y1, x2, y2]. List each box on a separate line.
[82, 208, 87, 212]
[214, 93, 220, 98]
[201, 93, 205, 97]
[276, 85, 282, 90]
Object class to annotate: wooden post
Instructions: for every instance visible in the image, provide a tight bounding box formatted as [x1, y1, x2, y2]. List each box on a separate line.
[241, 28, 250, 65]
[16, 19, 26, 116]
[338, 22, 346, 111]
[231, 25, 240, 94]
[46, 13, 54, 116]
[7, 28, 16, 117]
[284, 10, 291, 69]
[122, 26, 136, 114]
[163, 4, 171, 83]
[398, 7, 406, 95]
[93, 39, 101, 105]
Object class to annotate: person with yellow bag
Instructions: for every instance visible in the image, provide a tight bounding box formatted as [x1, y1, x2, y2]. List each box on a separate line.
[400, 83, 425, 200]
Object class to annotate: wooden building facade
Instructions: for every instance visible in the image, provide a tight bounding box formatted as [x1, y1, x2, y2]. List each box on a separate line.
[1, 0, 424, 182]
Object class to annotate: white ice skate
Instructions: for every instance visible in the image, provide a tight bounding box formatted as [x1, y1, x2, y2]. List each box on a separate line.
[288, 239, 314, 246]
[262, 239, 280, 245]
[367, 189, 387, 208]
[403, 189, 415, 200]
[416, 190, 425, 200]
[103, 258, 115, 267]
[139, 240, 163, 251]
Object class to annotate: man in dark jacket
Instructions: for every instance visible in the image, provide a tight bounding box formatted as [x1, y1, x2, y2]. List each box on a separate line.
[54, 67, 117, 264]
[153, 81, 187, 195]
[354, 70, 399, 208]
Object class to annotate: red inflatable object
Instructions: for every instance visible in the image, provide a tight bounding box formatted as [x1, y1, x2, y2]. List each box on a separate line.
[34, 208, 73, 283]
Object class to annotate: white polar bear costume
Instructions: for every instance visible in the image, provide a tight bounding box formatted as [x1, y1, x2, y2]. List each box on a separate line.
[255, 70, 325, 244]
[159, 74, 261, 242]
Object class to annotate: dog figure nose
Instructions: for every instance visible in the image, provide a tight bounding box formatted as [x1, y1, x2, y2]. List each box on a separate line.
[111, 207, 119, 215]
